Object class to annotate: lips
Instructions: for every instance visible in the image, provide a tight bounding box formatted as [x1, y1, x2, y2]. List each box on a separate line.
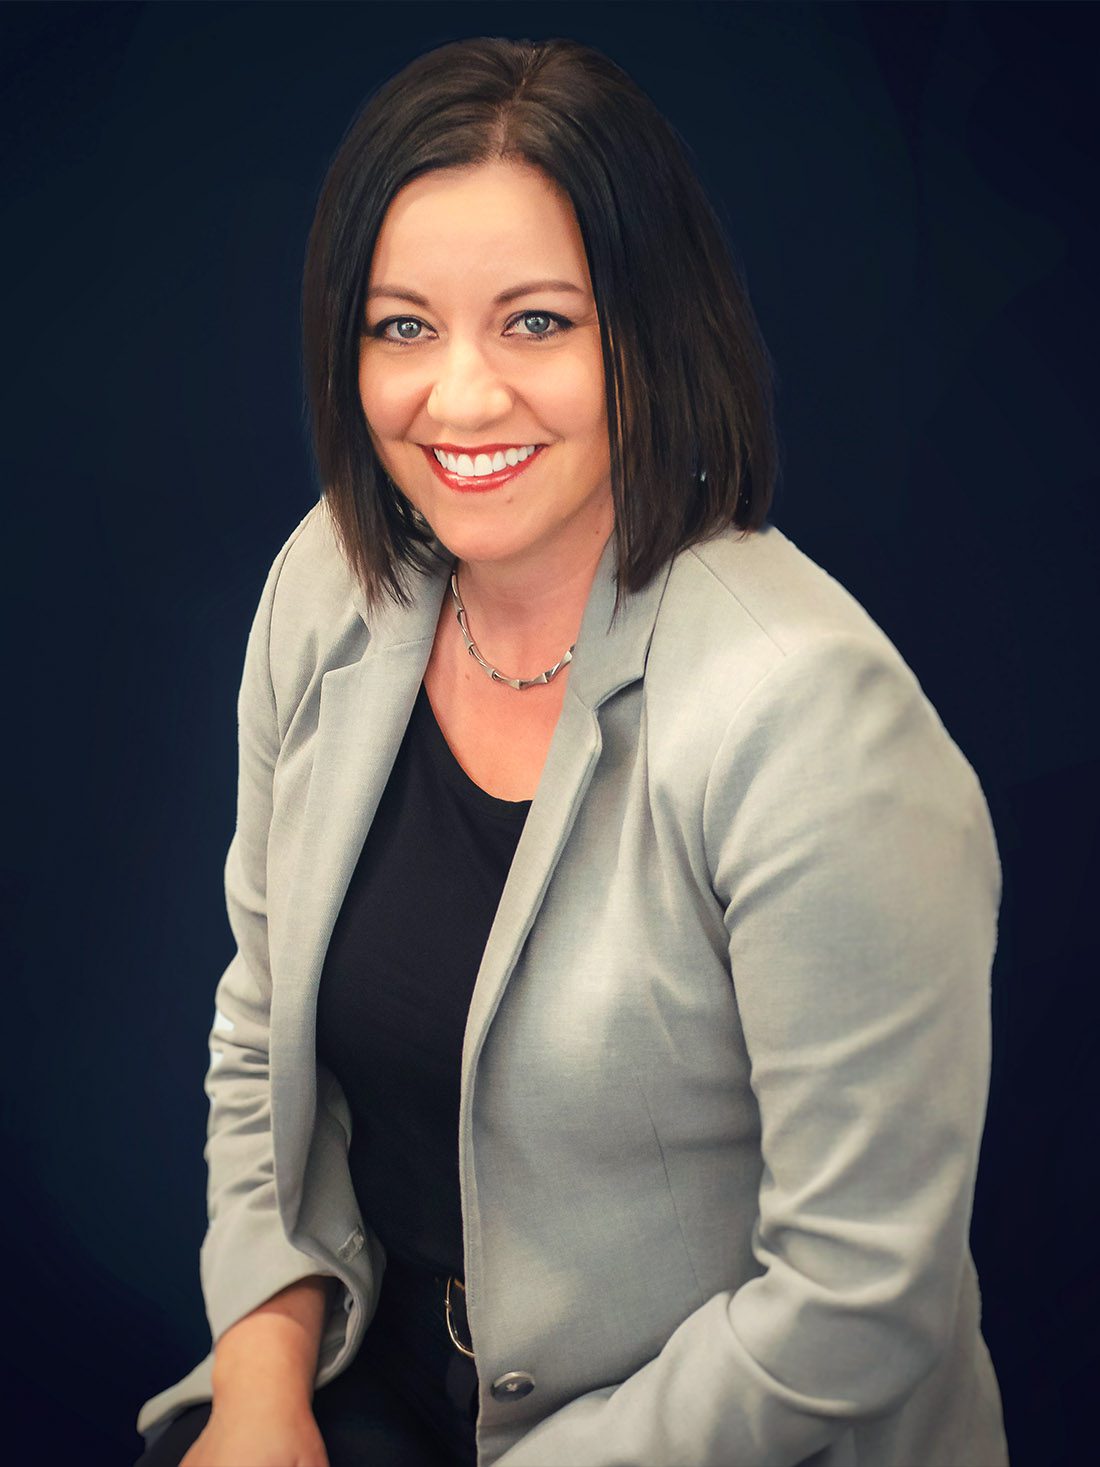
[421, 443, 546, 493]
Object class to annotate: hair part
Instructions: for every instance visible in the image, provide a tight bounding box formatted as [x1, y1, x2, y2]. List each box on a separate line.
[301, 35, 781, 611]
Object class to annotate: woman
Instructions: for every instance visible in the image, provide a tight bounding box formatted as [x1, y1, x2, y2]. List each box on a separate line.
[135, 35, 1008, 1467]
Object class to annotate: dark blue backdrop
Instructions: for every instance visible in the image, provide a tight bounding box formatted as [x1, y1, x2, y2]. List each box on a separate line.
[3, 3, 1096, 1463]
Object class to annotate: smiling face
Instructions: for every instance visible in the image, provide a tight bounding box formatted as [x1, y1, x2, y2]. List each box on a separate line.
[359, 160, 614, 575]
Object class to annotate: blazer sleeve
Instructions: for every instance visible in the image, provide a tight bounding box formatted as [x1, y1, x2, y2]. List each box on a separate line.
[198, 512, 335, 1345]
[494, 632, 1002, 1467]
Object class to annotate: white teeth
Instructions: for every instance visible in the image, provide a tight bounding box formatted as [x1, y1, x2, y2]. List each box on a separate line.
[432, 444, 538, 476]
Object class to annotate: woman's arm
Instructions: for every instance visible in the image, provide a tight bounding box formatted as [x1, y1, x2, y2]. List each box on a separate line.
[210, 1274, 334, 1407]
[179, 1276, 334, 1466]
[170, 513, 339, 1465]
[493, 632, 1001, 1467]
[199, 512, 339, 1352]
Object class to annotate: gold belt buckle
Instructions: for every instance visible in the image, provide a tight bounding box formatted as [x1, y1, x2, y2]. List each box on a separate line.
[445, 1274, 475, 1359]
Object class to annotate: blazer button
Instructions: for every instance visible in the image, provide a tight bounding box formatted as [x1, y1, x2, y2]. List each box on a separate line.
[490, 1371, 535, 1402]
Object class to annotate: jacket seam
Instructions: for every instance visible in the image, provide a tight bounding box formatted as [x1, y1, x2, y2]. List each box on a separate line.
[630, 1068, 707, 1308]
[685, 543, 792, 654]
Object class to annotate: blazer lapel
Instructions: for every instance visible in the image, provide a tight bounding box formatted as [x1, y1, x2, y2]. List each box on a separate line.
[271, 553, 449, 1236]
[456, 535, 672, 1325]
[460, 535, 674, 1089]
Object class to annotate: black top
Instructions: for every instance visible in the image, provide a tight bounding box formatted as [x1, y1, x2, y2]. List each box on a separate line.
[316, 682, 530, 1278]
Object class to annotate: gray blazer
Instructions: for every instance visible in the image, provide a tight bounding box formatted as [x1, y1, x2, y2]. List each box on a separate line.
[137, 503, 1008, 1466]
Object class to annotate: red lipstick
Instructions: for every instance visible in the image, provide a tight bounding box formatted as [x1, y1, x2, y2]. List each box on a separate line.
[421, 443, 546, 494]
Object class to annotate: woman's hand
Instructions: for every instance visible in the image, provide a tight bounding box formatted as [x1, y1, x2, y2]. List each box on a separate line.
[179, 1396, 329, 1467]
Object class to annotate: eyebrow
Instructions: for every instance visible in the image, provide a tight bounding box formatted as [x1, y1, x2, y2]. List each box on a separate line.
[366, 279, 588, 307]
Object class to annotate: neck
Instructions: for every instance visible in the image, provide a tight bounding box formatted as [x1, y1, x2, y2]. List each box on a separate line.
[454, 517, 614, 665]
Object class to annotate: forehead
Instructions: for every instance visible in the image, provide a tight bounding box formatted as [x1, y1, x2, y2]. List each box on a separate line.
[368, 161, 591, 294]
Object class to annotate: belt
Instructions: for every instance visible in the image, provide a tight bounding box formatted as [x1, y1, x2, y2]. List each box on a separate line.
[358, 1253, 480, 1449]
[380, 1252, 476, 1363]
[445, 1274, 475, 1359]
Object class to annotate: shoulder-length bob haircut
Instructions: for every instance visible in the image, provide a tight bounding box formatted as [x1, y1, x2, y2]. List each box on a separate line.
[302, 35, 780, 610]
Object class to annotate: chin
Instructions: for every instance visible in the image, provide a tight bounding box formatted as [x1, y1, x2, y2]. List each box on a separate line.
[435, 532, 531, 567]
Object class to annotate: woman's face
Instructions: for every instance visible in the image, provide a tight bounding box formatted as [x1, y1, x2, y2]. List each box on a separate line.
[359, 159, 613, 574]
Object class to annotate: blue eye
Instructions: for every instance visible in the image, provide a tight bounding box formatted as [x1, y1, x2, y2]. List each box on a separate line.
[510, 311, 568, 340]
[368, 310, 573, 344]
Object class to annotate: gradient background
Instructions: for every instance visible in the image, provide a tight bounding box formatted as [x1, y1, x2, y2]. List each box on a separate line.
[3, 2, 1096, 1463]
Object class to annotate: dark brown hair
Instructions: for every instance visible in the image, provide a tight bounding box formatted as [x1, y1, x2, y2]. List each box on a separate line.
[302, 36, 780, 609]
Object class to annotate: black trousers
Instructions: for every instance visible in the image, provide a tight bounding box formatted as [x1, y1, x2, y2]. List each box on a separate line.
[135, 1256, 480, 1467]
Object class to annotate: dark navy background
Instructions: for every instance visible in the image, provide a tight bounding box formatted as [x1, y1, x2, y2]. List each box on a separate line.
[3, 3, 1096, 1463]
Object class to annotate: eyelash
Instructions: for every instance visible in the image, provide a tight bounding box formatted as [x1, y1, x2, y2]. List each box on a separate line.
[368, 310, 574, 346]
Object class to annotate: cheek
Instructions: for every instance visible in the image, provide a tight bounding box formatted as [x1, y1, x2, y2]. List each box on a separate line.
[543, 352, 607, 433]
[357, 357, 413, 433]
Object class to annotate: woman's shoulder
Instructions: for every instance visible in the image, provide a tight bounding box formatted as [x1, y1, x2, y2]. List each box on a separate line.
[254, 499, 371, 712]
[662, 520, 902, 667]
[649, 524, 995, 860]
[266, 499, 361, 626]
[646, 520, 929, 760]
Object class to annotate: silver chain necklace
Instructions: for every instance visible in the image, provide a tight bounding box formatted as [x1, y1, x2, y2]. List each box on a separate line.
[449, 571, 575, 691]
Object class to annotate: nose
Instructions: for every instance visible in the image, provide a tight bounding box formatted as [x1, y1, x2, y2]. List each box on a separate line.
[426, 337, 514, 429]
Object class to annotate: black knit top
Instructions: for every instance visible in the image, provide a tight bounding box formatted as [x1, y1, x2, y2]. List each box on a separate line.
[315, 683, 530, 1278]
